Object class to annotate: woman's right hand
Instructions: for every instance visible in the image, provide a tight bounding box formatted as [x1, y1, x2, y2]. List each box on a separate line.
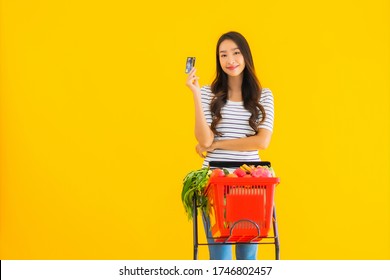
[185, 67, 200, 93]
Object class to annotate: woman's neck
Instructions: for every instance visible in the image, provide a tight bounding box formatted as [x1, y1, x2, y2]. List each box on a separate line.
[228, 75, 243, 101]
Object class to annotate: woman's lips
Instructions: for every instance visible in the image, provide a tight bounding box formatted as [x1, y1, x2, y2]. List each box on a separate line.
[227, 65, 238, 70]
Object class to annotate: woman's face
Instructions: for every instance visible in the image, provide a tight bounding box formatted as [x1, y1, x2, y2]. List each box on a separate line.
[218, 39, 245, 77]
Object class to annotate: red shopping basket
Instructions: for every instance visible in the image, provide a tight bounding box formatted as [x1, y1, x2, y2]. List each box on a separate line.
[204, 176, 280, 242]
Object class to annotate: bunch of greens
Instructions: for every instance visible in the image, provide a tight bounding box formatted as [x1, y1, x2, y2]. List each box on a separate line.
[181, 167, 211, 220]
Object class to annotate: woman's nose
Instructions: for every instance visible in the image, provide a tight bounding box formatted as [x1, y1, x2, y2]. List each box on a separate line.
[228, 57, 235, 64]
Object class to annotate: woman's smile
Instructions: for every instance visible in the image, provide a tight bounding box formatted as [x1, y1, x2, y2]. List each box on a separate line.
[227, 65, 239, 70]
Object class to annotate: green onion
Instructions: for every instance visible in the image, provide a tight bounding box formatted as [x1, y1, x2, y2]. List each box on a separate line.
[181, 167, 211, 220]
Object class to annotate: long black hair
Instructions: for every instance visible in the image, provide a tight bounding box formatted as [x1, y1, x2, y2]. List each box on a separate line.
[210, 31, 266, 136]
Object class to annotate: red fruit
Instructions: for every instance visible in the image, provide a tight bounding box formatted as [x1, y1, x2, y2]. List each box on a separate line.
[233, 168, 246, 177]
[251, 166, 272, 178]
[210, 168, 225, 178]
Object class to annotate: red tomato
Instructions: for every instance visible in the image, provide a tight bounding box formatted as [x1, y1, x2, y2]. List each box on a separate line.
[210, 168, 225, 178]
[233, 168, 247, 177]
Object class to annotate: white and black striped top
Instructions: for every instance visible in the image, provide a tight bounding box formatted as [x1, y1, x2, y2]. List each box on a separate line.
[201, 86, 274, 168]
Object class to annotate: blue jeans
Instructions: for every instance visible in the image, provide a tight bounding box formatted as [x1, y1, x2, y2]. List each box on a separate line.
[201, 211, 258, 260]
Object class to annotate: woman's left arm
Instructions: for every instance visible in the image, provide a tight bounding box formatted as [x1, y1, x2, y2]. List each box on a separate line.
[215, 128, 272, 151]
[195, 129, 272, 158]
[212, 128, 272, 151]
[211, 128, 272, 151]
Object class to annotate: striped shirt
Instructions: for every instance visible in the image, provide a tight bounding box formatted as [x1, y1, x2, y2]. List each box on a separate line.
[201, 86, 274, 168]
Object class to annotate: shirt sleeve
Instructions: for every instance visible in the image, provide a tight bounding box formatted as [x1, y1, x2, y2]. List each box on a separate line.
[200, 86, 213, 126]
[258, 88, 274, 132]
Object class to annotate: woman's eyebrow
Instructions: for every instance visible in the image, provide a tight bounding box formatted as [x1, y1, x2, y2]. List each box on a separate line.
[219, 48, 240, 53]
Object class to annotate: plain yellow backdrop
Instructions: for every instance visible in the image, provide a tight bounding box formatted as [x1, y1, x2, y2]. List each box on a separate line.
[1, 0, 389, 260]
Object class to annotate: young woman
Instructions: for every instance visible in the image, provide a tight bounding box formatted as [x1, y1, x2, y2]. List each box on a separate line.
[185, 31, 274, 260]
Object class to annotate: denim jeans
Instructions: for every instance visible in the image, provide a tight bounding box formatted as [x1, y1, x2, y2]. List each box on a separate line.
[201, 211, 258, 260]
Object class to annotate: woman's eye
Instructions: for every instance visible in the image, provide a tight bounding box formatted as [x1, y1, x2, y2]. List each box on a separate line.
[234, 51, 241, 55]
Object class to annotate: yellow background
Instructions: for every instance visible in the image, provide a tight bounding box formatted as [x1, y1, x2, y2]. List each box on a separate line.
[1, 0, 389, 260]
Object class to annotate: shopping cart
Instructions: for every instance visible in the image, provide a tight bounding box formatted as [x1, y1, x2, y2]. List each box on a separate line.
[192, 161, 281, 260]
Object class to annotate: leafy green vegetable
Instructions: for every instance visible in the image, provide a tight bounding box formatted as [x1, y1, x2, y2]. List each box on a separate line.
[181, 167, 211, 220]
